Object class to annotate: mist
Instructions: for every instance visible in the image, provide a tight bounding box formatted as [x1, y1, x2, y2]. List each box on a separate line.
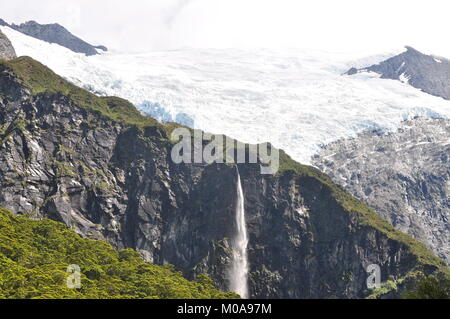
[1, 0, 450, 56]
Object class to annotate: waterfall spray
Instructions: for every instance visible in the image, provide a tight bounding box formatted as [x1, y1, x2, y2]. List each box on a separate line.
[229, 169, 249, 299]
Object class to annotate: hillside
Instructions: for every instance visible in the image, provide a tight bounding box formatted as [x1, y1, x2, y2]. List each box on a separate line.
[0, 209, 236, 299]
[0, 56, 448, 298]
[0, 207, 237, 299]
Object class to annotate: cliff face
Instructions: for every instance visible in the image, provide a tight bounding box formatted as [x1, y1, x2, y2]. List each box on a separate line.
[0, 57, 446, 298]
[0, 30, 16, 60]
[237, 167, 427, 298]
[313, 118, 450, 264]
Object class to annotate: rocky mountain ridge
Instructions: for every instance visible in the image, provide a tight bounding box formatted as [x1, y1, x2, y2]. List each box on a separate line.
[313, 117, 450, 264]
[0, 207, 237, 299]
[0, 56, 447, 298]
[346, 46, 450, 100]
[0, 30, 16, 60]
[0, 19, 106, 56]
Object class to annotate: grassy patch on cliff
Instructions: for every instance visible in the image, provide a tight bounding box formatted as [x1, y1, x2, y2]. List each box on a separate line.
[278, 150, 447, 272]
[0, 207, 237, 299]
[0, 56, 182, 135]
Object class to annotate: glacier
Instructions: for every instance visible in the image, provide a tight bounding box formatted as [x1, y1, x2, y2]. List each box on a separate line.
[3, 26, 450, 165]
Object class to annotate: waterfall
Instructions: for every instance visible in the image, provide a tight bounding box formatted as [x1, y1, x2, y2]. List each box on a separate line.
[228, 170, 249, 299]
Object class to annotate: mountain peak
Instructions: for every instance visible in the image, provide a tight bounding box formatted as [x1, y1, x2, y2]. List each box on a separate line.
[346, 46, 450, 100]
[1, 18, 107, 56]
[404, 45, 421, 53]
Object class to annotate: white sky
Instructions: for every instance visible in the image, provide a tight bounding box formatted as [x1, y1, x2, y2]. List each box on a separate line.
[2, 0, 450, 56]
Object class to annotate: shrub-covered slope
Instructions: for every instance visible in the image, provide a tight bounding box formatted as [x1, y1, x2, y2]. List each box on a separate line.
[0, 207, 237, 299]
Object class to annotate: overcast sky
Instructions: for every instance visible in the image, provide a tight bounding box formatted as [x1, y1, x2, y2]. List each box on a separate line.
[2, 0, 450, 56]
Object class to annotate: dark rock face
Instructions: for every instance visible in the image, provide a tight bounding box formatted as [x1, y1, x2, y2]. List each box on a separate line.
[240, 168, 421, 298]
[0, 30, 16, 60]
[0, 69, 443, 298]
[1, 20, 106, 56]
[313, 118, 450, 264]
[345, 46, 450, 100]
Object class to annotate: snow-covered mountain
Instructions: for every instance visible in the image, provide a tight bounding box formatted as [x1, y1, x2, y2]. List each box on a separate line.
[346, 46, 450, 100]
[0, 19, 107, 56]
[3, 26, 450, 164]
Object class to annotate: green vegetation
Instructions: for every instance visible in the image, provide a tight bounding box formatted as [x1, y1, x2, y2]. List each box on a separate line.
[0, 56, 182, 136]
[367, 279, 402, 299]
[0, 207, 237, 299]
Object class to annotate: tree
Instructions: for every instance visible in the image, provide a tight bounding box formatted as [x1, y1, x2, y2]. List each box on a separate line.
[403, 274, 450, 299]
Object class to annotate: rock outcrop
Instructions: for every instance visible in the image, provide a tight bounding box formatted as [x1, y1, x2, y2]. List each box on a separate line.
[0, 30, 16, 60]
[345, 46, 450, 100]
[313, 118, 450, 264]
[1, 19, 106, 56]
[0, 56, 447, 298]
